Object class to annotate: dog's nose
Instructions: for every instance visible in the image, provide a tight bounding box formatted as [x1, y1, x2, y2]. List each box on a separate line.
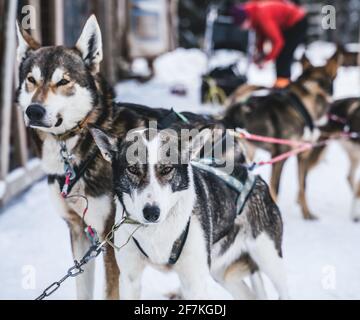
[143, 205, 160, 223]
[26, 104, 46, 121]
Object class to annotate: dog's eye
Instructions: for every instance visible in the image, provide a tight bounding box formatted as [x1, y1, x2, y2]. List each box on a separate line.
[27, 76, 36, 84]
[126, 165, 140, 175]
[57, 79, 70, 86]
[160, 166, 174, 176]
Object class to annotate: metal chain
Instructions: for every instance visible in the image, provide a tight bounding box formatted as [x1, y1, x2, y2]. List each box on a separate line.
[35, 211, 142, 300]
[35, 241, 104, 300]
[60, 141, 76, 180]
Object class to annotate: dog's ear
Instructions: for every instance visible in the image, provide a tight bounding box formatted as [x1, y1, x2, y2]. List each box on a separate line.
[16, 21, 40, 62]
[76, 15, 103, 74]
[300, 53, 312, 71]
[325, 46, 344, 79]
[90, 127, 117, 162]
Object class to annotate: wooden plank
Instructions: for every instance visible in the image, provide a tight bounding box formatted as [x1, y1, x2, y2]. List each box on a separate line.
[0, 0, 18, 180]
[0, 159, 44, 207]
[28, 0, 42, 42]
[54, 0, 64, 45]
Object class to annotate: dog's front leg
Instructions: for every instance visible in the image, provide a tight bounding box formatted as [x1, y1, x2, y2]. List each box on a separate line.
[175, 219, 233, 300]
[67, 211, 95, 300]
[116, 234, 145, 300]
[50, 186, 95, 299]
[102, 206, 120, 300]
[177, 257, 233, 300]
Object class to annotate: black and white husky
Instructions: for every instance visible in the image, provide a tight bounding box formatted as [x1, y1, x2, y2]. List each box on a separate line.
[91, 127, 289, 300]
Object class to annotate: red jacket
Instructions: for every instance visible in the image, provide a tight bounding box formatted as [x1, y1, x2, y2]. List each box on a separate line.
[244, 2, 306, 61]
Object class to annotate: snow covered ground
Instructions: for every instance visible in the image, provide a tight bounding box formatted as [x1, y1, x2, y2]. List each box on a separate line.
[1, 43, 360, 300]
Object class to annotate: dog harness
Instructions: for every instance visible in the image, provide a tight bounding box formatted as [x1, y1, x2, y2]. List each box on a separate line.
[191, 158, 257, 215]
[132, 219, 191, 265]
[157, 108, 189, 129]
[276, 89, 314, 131]
[48, 144, 99, 197]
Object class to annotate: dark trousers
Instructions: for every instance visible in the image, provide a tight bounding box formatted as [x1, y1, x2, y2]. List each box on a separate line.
[276, 16, 308, 78]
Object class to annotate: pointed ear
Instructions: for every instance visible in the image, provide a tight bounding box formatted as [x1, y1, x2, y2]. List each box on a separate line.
[75, 15, 103, 74]
[325, 48, 343, 79]
[16, 21, 40, 62]
[300, 53, 312, 71]
[90, 127, 117, 162]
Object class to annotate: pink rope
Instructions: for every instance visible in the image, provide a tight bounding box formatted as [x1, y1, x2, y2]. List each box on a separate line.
[236, 130, 309, 147]
[256, 144, 313, 168]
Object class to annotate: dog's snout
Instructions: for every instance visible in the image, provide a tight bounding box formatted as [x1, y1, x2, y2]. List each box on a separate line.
[143, 205, 160, 223]
[26, 104, 46, 121]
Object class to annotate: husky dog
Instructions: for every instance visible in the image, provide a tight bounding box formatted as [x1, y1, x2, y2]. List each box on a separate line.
[16, 15, 121, 299]
[300, 97, 360, 222]
[15, 14, 245, 299]
[91, 126, 288, 300]
[224, 49, 343, 220]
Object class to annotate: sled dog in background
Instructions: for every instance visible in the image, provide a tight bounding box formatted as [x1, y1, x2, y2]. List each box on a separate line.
[224, 48, 344, 220]
[91, 126, 288, 300]
[300, 97, 360, 222]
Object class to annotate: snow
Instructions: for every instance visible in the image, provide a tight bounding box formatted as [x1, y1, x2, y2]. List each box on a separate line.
[1, 43, 360, 300]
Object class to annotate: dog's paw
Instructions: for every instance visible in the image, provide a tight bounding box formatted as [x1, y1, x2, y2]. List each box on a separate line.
[350, 199, 360, 222]
[165, 291, 183, 300]
[304, 212, 318, 221]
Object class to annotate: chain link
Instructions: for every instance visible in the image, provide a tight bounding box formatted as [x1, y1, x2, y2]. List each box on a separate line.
[35, 241, 104, 300]
[35, 211, 142, 300]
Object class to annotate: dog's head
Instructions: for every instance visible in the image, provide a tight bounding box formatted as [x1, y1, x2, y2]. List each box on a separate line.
[298, 47, 344, 96]
[16, 15, 103, 135]
[91, 127, 192, 225]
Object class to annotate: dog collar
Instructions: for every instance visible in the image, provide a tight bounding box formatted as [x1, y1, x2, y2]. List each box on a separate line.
[53, 111, 93, 141]
[132, 218, 191, 266]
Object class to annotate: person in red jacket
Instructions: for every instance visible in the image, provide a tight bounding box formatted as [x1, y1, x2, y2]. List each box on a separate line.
[231, 1, 308, 88]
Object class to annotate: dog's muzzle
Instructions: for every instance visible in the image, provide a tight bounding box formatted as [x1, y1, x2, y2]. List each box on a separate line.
[143, 205, 160, 223]
[26, 104, 46, 121]
[26, 104, 51, 128]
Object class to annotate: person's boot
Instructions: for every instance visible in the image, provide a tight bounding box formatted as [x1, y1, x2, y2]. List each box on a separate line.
[274, 77, 290, 88]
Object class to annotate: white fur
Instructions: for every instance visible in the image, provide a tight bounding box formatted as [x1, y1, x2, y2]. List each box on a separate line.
[42, 135, 79, 174]
[302, 127, 321, 142]
[16, 23, 30, 62]
[17, 76, 93, 134]
[31, 66, 42, 82]
[43, 84, 93, 134]
[51, 68, 64, 84]
[246, 232, 289, 299]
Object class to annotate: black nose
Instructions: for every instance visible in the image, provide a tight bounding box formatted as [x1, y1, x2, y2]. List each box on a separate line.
[26, 104, 46, 121]
[143, 205, 160, 222]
